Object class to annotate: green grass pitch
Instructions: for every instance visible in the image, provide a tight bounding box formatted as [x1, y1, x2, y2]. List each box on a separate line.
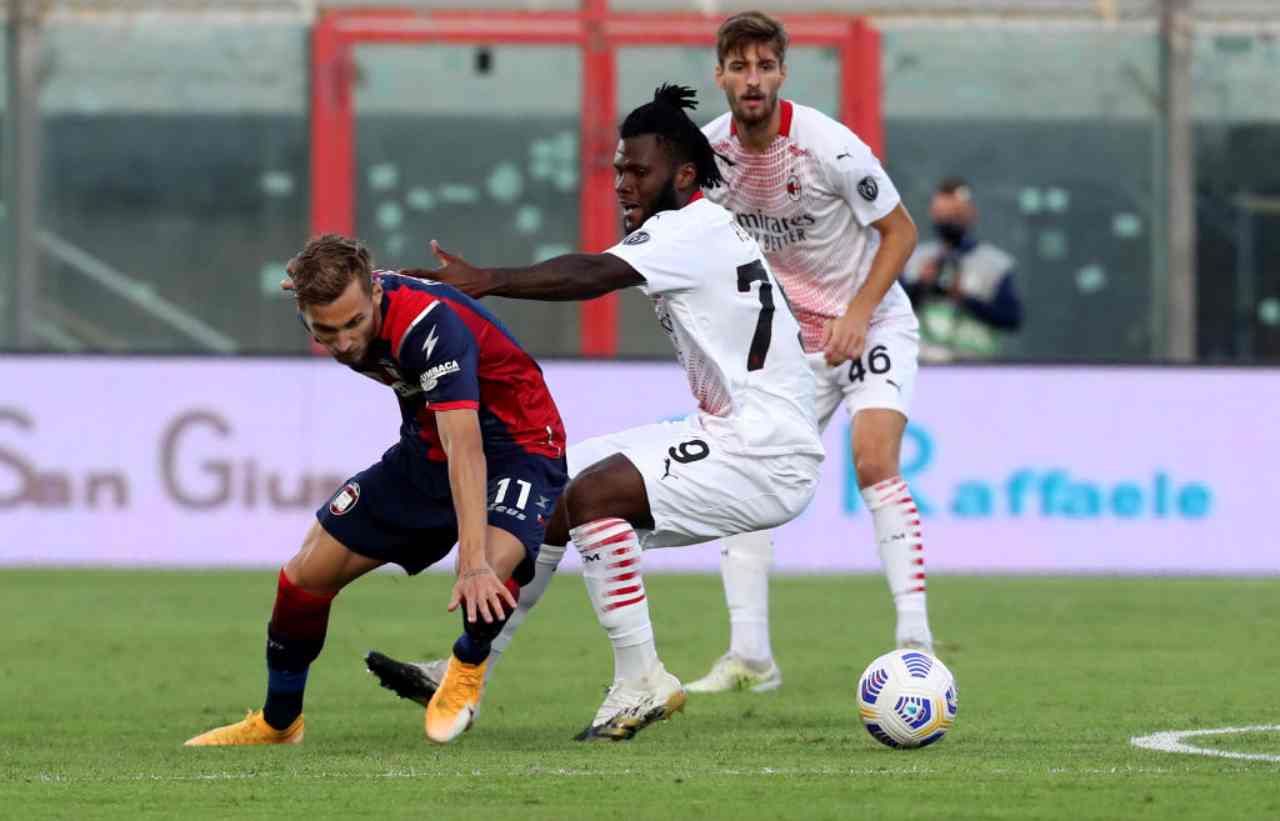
[1, 569, 1277, 820]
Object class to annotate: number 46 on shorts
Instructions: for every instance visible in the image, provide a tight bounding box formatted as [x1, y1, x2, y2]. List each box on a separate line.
[848, 344, 891, 384]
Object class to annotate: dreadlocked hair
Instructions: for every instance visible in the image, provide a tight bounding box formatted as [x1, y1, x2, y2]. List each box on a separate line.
[620, 83, 727, 190]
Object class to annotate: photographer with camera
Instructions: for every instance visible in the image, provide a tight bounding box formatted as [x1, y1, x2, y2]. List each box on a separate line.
[902, 177, 1023, 362]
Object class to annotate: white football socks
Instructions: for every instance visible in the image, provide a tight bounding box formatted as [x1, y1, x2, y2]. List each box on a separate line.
[861, 476, 932, 647]
[718, 530, 774, 663]
[488, 541, 566, 664]
[571, 517, 659, 683]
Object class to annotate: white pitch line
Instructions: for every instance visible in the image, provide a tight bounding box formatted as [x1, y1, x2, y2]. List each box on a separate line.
[1130, 725, 1280, 762]
[32, 763, 1221, 784]
[29, 766, 938, 784]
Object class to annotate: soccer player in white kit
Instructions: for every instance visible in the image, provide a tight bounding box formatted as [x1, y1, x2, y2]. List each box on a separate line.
[685, 12, 935, 694]
[388, 84, 824, 740]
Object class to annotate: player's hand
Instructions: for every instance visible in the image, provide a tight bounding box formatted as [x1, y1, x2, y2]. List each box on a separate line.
[400, 240, 494, 298]
[821, 307, 871, 367]
[448, 564, 517, 624]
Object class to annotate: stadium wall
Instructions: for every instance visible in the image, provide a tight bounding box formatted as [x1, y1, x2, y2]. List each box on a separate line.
[1, 358, 1276, 574]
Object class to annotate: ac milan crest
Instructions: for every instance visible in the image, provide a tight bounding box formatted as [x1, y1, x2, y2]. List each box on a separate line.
[786, 175, 802, 202]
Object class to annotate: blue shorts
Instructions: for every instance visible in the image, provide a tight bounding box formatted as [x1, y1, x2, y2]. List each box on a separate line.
[316, 441, 568, 584]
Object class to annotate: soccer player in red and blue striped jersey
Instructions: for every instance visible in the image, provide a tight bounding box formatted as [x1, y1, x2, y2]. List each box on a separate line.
[184, 234, 567, 747]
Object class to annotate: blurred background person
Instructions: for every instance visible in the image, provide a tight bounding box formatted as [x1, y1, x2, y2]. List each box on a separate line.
[901, 178, 1023, 363]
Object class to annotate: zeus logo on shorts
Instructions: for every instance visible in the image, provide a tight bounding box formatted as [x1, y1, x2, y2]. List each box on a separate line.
[420, 360, 461, 391]
[329, 482, 360, 516]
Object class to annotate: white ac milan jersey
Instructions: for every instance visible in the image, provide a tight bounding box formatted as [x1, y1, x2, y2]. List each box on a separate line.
[605, 195, 823, 458]
[703, 100, 918, 352]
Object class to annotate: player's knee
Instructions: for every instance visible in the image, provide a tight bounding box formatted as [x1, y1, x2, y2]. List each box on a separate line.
[562, 475, 607, 529]
[854, 451, 899, 488]
[561, 455, 650, 530]
[281, 560, 344, 597]
[282, 529, 316, 582]
[281, 554, 313, 592]
[283, 523, 365, 595]
[283, 525, 329, 591]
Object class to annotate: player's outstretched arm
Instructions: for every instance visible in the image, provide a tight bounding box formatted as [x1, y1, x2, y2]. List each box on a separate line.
[406, 240, 645, 302]
[484, 251, 644, 301]
[436, 407, 515, 624]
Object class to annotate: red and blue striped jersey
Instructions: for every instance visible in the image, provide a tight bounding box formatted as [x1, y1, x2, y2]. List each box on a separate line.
[350, 272, 566, 463]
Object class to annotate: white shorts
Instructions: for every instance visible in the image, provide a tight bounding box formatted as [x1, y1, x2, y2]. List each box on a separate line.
[568, 415, 821, 550]
[811, 322, 920, 431]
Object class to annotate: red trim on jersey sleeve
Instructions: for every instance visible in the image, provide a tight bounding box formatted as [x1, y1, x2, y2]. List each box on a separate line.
[730, 99, 793, 138]
[429, 400, 480, 412]
[379, 289, 439, 359]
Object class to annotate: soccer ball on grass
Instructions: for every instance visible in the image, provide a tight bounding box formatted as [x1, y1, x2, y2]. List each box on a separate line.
[856, 649, 957, 749]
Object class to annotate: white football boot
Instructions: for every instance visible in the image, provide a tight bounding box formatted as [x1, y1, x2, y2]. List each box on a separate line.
[685, 653, 783, 694]
[575, 663, 686, 741]
[895, 615, 935, 655]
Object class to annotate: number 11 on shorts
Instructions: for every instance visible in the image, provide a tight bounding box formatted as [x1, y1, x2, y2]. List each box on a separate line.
[492, 477, 532, 510]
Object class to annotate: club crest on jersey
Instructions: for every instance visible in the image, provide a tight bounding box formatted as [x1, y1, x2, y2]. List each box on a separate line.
[623, 230, 650, 246]
[786, 175, 802, 201]
[329, 482, 360, 516]
[857, 176, 879, 202]
[420, 360, 461, 391]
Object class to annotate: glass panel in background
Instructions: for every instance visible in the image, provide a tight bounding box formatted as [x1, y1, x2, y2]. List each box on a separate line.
[354, 45, 581, 358]
[609, 0, 892, 9]
[882, 24, 1161, 362]
[0, 27, 8, 347]
[1192, 30, 1280, 363]
[338, 0, 580, 7]
[37, 20, 308, 353]
[613, 45, 839, 357]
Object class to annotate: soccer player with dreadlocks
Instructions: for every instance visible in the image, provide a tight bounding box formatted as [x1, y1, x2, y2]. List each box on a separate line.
[373, 84, 823, 741]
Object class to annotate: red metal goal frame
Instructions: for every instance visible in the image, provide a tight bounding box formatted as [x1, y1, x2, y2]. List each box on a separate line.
[310, 2, 882, 356]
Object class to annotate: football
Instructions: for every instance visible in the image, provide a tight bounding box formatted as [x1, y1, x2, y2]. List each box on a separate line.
[856, 649, 958, 748]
